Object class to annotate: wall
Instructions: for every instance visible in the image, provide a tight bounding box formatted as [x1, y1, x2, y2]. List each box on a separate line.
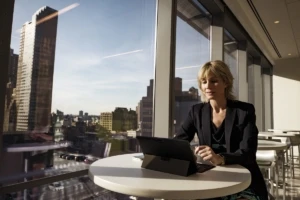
[273, 57, 300, 130]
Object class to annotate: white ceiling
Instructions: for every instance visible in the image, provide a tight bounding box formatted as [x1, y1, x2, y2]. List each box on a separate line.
[224, 0, 300, 63]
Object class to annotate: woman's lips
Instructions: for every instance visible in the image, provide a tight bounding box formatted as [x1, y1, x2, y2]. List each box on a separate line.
[206, 92, 215, 95]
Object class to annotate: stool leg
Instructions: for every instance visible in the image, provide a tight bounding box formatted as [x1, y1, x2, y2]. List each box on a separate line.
[269, 167, 273, 195]
[291, 146, 295, 178]
[275, 162, 279, 200]
[298, 145, 300, 167]
[282, 157, 286, 200]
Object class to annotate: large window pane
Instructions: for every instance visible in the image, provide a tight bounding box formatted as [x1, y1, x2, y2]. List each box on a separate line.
[223, 30, 238, 98]
[2, 0, 156, 198]
[247, 55, 255, 104]
[174, 0, 210, 137]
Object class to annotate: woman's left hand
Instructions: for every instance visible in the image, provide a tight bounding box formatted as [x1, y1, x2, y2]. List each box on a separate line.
[195, 145, 223, 165]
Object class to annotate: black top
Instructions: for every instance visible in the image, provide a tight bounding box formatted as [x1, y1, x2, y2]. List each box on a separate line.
[211, 120, 226, 154]
[174, 100, 268, 199]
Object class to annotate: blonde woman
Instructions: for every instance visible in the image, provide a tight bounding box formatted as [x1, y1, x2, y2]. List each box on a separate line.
[175, 60, 267, 200]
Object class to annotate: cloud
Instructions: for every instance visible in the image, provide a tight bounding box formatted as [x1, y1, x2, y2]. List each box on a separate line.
[51, 71, 151, 114]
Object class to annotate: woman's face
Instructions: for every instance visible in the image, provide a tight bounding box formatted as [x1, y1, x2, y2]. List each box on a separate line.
[200, 72, 227, 101]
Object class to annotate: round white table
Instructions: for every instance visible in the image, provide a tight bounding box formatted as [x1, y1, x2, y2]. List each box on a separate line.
[89, 153, 251, 200]
[259, 132, 298, 138]
[268, 129, 300, 133]
[257, 140, 288, 151]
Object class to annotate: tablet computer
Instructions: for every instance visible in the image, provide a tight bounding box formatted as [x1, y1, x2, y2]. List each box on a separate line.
[136, 136, 214, 176]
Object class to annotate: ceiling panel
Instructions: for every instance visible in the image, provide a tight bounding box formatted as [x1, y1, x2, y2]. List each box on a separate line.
[251, 0, 300, 58]
[291, 20, 300, 37]
[253, 0, 289, 22]
[287, 1, 300, 19]
[225, 0, 300, 60]
[297, 39, 300, 53]
[285, 0, 300, 4]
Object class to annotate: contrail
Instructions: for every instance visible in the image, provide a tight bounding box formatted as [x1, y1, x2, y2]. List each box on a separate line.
[176, 65, 201, 70]
[101, 49, 143, 59]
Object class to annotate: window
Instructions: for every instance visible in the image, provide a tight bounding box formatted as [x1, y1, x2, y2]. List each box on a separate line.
[223, 29, 238, 98]
[2, 0, 156, 198]
[247, 55, 255, 104]
[174, 0, 210, 137]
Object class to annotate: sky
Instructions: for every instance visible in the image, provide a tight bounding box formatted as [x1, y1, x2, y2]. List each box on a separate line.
[11, 0, 210, 115]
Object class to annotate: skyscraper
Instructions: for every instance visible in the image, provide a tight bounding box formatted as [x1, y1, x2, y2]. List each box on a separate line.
[79, 110, 84, 117]
[16, 6, 58, 131]
[138, 79, 153, 137]
[3, 49, 19, 132]
[138, 78, 200, 137]
[8, 49, 19, 88]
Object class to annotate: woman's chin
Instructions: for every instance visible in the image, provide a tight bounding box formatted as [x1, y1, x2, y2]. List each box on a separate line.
[205, 95, 216, 100]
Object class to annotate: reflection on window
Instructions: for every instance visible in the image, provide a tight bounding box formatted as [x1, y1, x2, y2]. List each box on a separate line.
[223, 30, 238, 98]
[2, 0, 156, 198]
[174, 0, 210, 137]
[247, 55, 255, 104]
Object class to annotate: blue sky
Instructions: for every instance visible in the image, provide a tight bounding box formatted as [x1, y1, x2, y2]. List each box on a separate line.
[11, 0, 209, 115]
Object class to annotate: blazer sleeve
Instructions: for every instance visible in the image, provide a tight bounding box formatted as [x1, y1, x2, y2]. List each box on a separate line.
[174, 105, 197, 142]
[220, 104, 258, 165]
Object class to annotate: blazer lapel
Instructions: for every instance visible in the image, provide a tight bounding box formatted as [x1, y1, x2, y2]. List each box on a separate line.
[201, 103, 211, 146]
[225, 100, 236, 152]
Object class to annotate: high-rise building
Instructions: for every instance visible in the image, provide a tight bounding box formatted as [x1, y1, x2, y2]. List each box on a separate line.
[15, 7, 58, 131]
[3, 49, 19, 132]
[138, 79, 154, 137]
[100, 112, 113, 131]
[79, 110, 83, 117]
[84, 112, 89, 120]
[174, 79, 200, 135]
[8, 49, 19, 88]
[136, 102, 141, 128]
[138, 78, 200, 137]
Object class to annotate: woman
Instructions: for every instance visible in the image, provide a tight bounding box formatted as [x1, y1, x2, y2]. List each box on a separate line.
[175, 60, 268, 200]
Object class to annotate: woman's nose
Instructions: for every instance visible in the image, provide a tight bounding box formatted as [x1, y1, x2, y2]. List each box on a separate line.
[206, 81, 212, 89]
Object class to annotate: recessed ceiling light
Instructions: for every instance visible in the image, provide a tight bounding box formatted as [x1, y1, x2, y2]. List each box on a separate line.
[288, 53, 292, 56]
[274, 21, 280, 24]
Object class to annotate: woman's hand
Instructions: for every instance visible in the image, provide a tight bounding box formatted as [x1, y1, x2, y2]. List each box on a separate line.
[195, 145, 224, 165]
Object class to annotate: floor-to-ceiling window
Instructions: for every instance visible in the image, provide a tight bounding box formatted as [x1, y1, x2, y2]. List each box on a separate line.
[173, 0, 211, 137]
[1, 0, 156, 199]
[223, 30, 238, 98]
[247, 55, 255, 105]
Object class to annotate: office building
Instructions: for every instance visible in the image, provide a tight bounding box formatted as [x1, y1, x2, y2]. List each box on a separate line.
[15, 6, 58, 131]
[100, 112, 113, 131]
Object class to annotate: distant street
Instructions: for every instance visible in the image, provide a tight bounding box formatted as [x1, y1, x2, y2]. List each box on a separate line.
[29, 155, 118, 200]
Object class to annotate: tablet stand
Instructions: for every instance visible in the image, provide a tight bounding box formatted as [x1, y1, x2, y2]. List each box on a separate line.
[141, 154, 195, 176]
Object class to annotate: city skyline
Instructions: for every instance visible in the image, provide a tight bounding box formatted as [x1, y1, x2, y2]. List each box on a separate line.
[10, 0, 209, 115]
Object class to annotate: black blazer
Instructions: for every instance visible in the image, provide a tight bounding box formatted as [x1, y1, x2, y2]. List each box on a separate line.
[175, 100, 268, 198]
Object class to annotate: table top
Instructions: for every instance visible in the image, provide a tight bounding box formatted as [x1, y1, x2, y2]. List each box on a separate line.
[257, 140, 288, 151]
[5, 141, 71, 152]
[268, 129, 300, 133]
[89, 153, 251, 200]
[259, 132, 298, 137]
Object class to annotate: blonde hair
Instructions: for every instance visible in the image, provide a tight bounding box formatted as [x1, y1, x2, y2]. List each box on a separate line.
[198, 60, 235, 102]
